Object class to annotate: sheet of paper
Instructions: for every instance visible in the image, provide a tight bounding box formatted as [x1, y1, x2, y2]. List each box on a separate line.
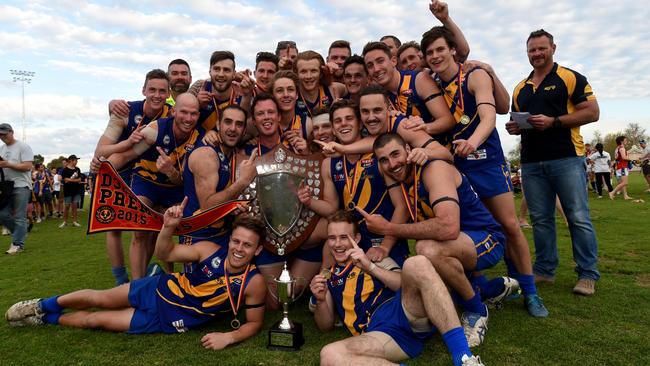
[510, 112, 533, 129]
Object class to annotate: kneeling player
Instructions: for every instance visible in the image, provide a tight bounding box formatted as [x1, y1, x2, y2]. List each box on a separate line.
[362, 133, 506, 347]
[314, 211, 483, 366]
[5, 200, 267, 350]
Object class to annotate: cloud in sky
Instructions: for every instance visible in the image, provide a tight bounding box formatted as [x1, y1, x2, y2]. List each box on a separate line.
[1, 0, 649, 170]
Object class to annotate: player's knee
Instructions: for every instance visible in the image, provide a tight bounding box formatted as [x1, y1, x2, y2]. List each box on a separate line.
[403, 255, 431, 277]
[414, 241, 441, 259]
[320, 343, 345, 366]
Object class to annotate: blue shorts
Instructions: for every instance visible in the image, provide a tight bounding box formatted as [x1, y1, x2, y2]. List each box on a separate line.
[118, 169, 133, 187]
[255, 244, 323, 266]
[131, 174, 184, 208]
[366, 291, 436, 359]
[127, 276, 163, 334]
[464, 229, 505, 271]
[463, 164, 513, 199]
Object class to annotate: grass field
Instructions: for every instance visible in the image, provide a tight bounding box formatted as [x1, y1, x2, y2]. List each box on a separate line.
[1, 174, 649, 365]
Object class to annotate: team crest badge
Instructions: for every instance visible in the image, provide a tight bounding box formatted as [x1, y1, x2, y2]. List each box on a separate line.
[163, 135, 171, 145]
[134, 115, 143, 126]
[211, 256, 222, 269]
[218, 152, 225, 161]
[95, 205, 116, 224]
[335, 161, 343, 171]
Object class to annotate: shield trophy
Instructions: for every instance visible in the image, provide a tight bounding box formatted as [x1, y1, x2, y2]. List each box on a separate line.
[238, 145, 323, 351]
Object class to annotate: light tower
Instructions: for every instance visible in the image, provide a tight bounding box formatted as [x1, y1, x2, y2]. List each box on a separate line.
[10, 69, 35, 142]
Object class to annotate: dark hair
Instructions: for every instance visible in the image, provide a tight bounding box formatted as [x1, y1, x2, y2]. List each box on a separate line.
[275, 40, 297, 56]
[327, 210, 358, 235]
[362, 41, 392, 58]
[373, 132, 407, 152]
[232, 214, 266, 243]
[255, 52, 279, 69]
[380, 35, 402, 48]
[270, 70, 299, 93]
[343, 54, 367, 73]
[167, 59, 191, 74]
[420, 27, 456, 56]
[220, 105, 248, 123]
[209, 50, 235, 68]
[527, 29, 554, 45]
[359, 85, 389, 105]
[615, 136, 626, 145]
[329, 99, 360, 123]
[396, 41, 421, 60]
[595, 143, 604, 153]
[143, 69, 168, 88]
[251, 92, 278, 115]
[312, 106, 330, 119]
[328, 40, 351, 55]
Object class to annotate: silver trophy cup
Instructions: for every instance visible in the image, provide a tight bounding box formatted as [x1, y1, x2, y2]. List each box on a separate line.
[267, 262, 306, 351]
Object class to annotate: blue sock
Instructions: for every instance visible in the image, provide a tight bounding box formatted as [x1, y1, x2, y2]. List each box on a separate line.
[41, 296, 64, 313]
[481, 277, 505, 300]
[504, 257, 520, 278]
[111, 266, 129, 286]
[518, 274, 537, 296]
[44, 312, 62, 325]
[471, 274, 488, 288]
[462, 293, 487, 316]
[442, 327, 472, 366]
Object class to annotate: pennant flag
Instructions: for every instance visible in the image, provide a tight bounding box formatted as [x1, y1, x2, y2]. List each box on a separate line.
[87, 161, 248, 235]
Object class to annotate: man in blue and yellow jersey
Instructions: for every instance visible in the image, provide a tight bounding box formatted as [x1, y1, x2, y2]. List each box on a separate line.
[342, 55, 370, 104]
[6, 203, 267, 351]
[298, 99, 411, 267]
[314, 211, 484, 366]
[420, 26, 548, 318]
[103, 93, 201, 280]
[506, 29, 600, 296]
[294, 50, 346, 118]
[364, 133, 506, 348]
[181, 105, 258, 251]
[253, 52, 279, 95]
[190, 51, 247, 133]
[271, 70, 313, 144]
[94, 69, 172, 286]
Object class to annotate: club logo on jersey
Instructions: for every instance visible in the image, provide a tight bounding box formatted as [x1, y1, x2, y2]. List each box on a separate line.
[134, 115, 143, 126]
[202, 265, 214, 278]
[297, 100, 306, 109]
[95, 205, 116, 224]
[401, 88, 413, 97]
[360, 158, 374, 168]
[185, 143, 195, 152]
[218, 152, 225, 161]
[211, 256, 222, 269]
[231, 278, 242, 285]
[163, 135, 171, 145]
[335, 161, 343, 171]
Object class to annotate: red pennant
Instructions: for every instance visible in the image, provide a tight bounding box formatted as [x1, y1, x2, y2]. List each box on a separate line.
[87, 161, 247, 235]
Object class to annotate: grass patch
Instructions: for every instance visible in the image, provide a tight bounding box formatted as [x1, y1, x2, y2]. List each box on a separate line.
[1, 174, 649, 365]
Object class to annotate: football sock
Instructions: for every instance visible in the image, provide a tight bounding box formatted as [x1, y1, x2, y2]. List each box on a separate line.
[518, 274, 537, 296]
[111, 266, 129, 286]
[442, 327, 473, 366]
[481, 277, 506, 300]
[44, 312, 62, 325]
[463, 293, 487, 316]
[41, 296, 64, 313]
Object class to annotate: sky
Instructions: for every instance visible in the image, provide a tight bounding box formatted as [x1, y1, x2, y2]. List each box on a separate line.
[1, 0, 649, 171]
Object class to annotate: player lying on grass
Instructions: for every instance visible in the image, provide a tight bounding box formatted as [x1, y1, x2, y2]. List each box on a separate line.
[312, 210, 484, 366]
[5, 199, 267, 351]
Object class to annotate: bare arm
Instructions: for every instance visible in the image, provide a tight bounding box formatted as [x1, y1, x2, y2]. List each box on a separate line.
[453, 69, 496, 156]
[429, 0, 470, 62]
[300, 158, 339, 217]
[311, 274, 336, 332]
[155, 198, 207, 263]
[107, 124, 157, 171]
[415, 72, 455, 134]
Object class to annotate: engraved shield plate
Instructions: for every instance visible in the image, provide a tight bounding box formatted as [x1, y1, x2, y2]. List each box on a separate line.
[240, 145, 323, 256]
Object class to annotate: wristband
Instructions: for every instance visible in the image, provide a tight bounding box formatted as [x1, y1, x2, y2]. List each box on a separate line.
[553, 116, 562, 128]
[368, 263, 377, 273]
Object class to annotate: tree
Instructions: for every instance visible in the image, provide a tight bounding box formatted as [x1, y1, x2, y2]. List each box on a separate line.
[34, 154, 44, 165]
[603, 132, 621, 157]
[623, 123, 648, 147]
[507, 139, 521, 170]
[47, 156, 68, 170]
[590, 130, 603, 145]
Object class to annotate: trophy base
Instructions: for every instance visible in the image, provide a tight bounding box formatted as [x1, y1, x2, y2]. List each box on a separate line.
[267, 321, 304, 351]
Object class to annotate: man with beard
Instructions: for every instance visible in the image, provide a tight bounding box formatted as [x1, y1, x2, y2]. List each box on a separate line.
[94, 69, 172, 285]
[326, 40, 352, 83]
[364, 133, 505, 348]
[190, 51, 246, 133]
[342, 55, 370, 104]
[180, 105, 258, 251]
[94, 93, 201, 279]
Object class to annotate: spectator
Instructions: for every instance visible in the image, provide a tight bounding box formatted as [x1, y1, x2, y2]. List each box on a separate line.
[609, 136, 632, 200]
[33, 163, 54, 222]
[60, 155, 82, 228]
[638, 139, 650, 193]
[587, 143, 613, 198]
[52, 166, 62, 217]
[0, 123, 34, 254]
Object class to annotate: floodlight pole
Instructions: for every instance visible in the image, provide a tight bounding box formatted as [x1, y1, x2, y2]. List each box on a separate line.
[10, 69, 35, 142]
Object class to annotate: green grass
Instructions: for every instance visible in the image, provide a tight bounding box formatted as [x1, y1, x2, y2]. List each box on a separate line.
[1, 174, 649, 365]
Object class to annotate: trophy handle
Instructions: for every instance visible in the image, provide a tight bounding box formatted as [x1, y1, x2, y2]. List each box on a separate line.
[290, 277, 308, 301]
[264, 274, 281, 302]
